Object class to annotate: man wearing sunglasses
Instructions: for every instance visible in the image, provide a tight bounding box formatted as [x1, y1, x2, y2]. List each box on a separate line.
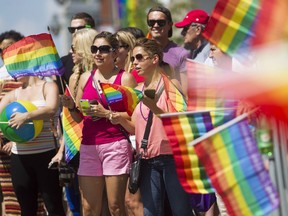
[56, 12, 95, 95]
[147, 6, 190, 96]
[175, 9, 210, 63]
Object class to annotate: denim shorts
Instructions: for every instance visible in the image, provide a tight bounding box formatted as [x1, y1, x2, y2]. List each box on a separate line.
[78, 139, 132, 176]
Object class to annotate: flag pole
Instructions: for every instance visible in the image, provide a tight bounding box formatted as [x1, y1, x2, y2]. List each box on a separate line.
[0, 122, 33, 124]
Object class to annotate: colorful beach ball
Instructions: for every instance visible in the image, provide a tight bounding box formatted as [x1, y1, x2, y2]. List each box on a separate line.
[0, 100, 43, 143]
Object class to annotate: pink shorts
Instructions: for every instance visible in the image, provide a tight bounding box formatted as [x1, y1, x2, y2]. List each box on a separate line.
[78, 139, 132, 176]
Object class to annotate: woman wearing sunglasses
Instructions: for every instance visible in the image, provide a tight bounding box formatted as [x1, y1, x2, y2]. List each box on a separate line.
[115, 30, 145, 84]
[66, 31, 137, 216]
[56, 27, 98, 216]
[131, 38, 194, 216]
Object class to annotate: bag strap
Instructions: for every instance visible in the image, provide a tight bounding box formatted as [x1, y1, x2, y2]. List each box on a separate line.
[140, 83, 164, 150]
[90, 71, 132, 143]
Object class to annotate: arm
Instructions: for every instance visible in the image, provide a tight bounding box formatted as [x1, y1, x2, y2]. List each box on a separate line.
[9, 82, 59, 129]
[63, 72, 91, 123]
[121, 72, 137, 88]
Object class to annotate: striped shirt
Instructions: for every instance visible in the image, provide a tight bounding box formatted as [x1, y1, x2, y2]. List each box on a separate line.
[11, 96, 55, 155]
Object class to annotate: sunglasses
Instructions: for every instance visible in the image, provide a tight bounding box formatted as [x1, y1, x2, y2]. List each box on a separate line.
[90, 45, 114, 54]
[67, 24, 91, 34]
[147, 19, 167, 27]
[130, 54, 150, 63]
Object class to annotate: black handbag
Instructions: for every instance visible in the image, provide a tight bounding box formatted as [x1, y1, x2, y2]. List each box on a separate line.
[128, 153, 142, 194]
[128, 110, 153, 194]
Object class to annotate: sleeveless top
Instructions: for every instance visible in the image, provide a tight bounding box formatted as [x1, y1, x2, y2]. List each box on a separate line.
[11, 84, 55, 155]
[81, 69, 127, 145]
[134, 75, 173, 158]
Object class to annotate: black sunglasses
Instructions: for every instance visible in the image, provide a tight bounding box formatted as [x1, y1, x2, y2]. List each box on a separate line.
[147, 19, 167, 27]
[67, 24, 91, 34]
[130, 54, 150, 63]
[90, 45, 114, 54]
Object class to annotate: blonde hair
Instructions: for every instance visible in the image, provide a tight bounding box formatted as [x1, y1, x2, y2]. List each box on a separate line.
[115, 31, 136, 72]
[72, 28, 98, 96]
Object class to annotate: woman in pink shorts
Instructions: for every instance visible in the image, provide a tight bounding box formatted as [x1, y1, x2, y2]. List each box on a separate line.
[66, 31, 137, 216]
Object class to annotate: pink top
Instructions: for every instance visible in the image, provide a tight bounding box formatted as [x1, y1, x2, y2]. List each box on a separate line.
[131, 69, 145, 83]
[81, 69, 127, 145]
[133, 78, 173, 158]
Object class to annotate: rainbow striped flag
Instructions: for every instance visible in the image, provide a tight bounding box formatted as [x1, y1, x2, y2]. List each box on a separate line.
[2, 33, 64, 79]
[100, 82, 143, 116]
[160, 109, 236, 193]
[117, 0, 137, 27]
[62, 89, 83, 162]
[192, 114, 279, 216]
[203, 0, 288, 55]
[162, 73, 187, 112]
[186, 59, 237, 125]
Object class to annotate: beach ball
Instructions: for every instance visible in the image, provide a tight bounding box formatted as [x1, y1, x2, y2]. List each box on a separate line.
[0, 100, 43, 143]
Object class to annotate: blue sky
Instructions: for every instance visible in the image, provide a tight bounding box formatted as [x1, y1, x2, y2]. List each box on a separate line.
[0, 0, 65, 55]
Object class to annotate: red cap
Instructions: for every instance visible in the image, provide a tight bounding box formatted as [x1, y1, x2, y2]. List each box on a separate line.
[175, 9, 209, 28]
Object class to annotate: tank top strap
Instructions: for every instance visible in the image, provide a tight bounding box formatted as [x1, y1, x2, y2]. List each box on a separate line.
[113, 69, 125, 85]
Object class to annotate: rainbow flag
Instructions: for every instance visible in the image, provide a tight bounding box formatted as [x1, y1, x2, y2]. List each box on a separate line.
[252, 0, 288, 46]
[161, 73, 187, 112]
[160, 109, 236, 193]
[186, 59, 237, 125]
[192, 114, 279, 216]
[203, 0, 288, 55]
[117, 0, 137, 27]
[100, 82, 143, 116]
[2, 33, 64, 79]
[62, 89, 83, 162]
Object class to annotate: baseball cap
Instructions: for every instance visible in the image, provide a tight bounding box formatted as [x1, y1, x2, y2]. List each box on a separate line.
[175, 9, 209, 28]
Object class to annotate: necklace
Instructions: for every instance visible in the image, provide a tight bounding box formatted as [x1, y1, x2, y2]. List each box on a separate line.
[140, 76, 162, 121]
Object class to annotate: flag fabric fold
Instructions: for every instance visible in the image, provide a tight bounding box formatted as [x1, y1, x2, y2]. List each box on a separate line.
[186, 59, 237, 126]
[160, 109, 236, 194]
[161, 72, 187, 112]
[2, 33, 64, 78]
[191, 114, 279, 216]
[62, 89, 83, 162]
[100, 82, 143, 116]
[203, 0, 288, 56]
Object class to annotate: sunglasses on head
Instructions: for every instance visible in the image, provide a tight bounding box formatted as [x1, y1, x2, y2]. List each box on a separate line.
[147, 19, 167, 27]
[130, 54, 150, 63]
[90, 45, 114, 54]
[67, 24, 91, 34]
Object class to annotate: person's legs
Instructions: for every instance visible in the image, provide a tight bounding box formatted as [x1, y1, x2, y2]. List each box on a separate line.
[125, 182, 143, 216]
[162, 155, 195, 216]
[105, 175, 128, 215]
[102, 139, 132, 215]
[10, 153, 38, 216]
[140, 159, 165, 216]
[78, 176, 105, 216]
[65, 177, 81, 216]
[35, 150, 65, 216]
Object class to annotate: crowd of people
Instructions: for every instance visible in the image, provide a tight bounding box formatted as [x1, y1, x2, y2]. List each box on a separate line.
[0, 5, 233, 216]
